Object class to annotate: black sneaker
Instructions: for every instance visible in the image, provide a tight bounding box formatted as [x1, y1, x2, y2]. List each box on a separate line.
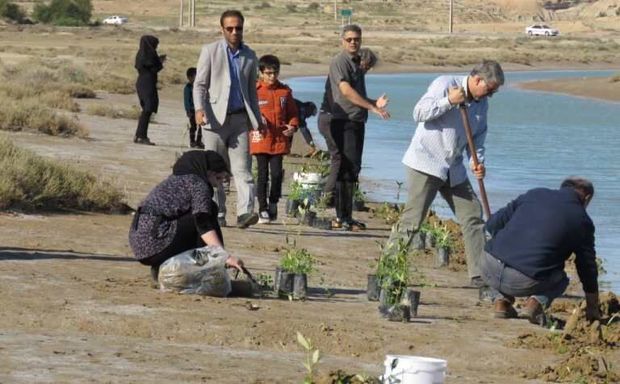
[268, 203, 278, 221]
[135, 137, 155, 146]
[196, 141, 205, 149]
[342, 220, 365, 232]
[236, 213, 259, 229]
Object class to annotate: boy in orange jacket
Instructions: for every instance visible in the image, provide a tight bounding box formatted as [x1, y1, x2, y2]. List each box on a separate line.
[250, 55, 299, 223]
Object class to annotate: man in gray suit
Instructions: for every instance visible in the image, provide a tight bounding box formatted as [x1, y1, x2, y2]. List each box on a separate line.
[194, 9, 261, 228]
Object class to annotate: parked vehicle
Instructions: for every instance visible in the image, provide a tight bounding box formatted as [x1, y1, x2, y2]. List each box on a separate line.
[525, 24, 559, 36]
[102, 15, 128, 25]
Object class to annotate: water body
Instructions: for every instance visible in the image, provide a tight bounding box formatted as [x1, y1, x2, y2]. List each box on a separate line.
[288, 70, 620, 291]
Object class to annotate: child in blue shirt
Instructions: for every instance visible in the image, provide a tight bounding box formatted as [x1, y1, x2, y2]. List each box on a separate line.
[184, 67, 203, 148]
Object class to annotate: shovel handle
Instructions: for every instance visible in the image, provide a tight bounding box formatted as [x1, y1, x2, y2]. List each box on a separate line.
[459, 105, 491, 220]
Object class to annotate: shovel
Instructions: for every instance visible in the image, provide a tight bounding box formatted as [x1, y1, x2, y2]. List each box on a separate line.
[459, 104, 491, 219]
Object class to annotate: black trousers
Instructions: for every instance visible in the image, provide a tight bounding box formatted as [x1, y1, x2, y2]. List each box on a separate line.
[255, 153, 283, 212]
[188, 113, 202, 143]
[318, 112, 339, 196]
[330, 119, 365, 183]
[135, 110, 152, 139]
[330, 119, 365, 221]
[139, 211, 223, 268]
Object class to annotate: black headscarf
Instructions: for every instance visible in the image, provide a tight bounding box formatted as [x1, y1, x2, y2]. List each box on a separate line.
[135, 35, 163, 71]
[172, 151, 229, 185]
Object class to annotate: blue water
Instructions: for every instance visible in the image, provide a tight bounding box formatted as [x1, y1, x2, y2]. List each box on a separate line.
[288, 70, 620, 291]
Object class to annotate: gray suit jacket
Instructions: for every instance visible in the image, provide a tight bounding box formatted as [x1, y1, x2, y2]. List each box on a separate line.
[193, 39, 260, 129]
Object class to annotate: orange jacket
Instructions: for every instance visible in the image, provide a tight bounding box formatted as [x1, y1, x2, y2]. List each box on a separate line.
[249, 80, 299, 155]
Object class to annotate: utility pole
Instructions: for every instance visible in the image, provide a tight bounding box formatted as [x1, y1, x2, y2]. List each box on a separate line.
[334, 0, 337, 21]
[179, 0, 184, 28]
[448, 0, 454, 34]
[449, 0, 453, 34]
[180, 0, 195, 29]
[191, 0, 196, 28]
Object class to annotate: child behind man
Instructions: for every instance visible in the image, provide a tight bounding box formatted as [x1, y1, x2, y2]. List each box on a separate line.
[294, 99, 319, 157]
[184, 67, 203, 148]
[250, 55, 299, 224]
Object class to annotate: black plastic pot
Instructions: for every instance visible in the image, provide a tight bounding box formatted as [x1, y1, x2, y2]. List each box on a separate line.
[293, 273, 308, 300]
[313, 217, 332, 230]
[300, 211, 316, 226]
[230, 280, 254, 297]
[386, 304, 411, 322]
[436, 247, 450, 267]
[366, 274, 380, 301]
[353, 199, 365, 212]
[424, 233, 435, 249]
[411, 231, 426, 250]
[378, 286, 403, 310]
[407, 289, 421, 317]
[286, 199, 300, 217]
[274, 267, 294, 296]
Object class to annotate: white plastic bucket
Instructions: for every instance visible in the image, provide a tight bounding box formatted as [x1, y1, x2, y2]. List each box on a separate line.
[383, 355, 447, 384]
[293, 171, 324, 185]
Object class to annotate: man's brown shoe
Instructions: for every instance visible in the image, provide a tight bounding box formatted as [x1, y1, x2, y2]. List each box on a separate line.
[494, 298, 518, 319]
[522, 297, 546, 326]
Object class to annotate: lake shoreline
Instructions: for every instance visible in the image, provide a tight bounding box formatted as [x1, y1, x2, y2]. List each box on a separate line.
[283, 62, 619, 104]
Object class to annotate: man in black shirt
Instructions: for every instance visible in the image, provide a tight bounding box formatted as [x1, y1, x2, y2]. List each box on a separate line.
[328, 25, 389, 230]
[482, 177, 600, 325]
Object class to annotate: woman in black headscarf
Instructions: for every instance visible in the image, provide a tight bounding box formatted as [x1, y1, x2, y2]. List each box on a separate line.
[129, 151, 243, 279]
[134, 35, 165, 145]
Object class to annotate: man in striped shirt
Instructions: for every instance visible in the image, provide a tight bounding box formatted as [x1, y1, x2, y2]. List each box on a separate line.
[387, 60, 504, 288]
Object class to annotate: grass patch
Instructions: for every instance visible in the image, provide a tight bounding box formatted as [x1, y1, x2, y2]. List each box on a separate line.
[0, 59, 99, 136]
[86, 104, 141, 119]
[0, 98, 87, 137]
[0, 136, 128, 212]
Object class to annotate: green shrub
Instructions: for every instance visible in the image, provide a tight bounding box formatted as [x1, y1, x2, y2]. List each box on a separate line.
[308, 2, 320, 11]
[0, 98, 87, 137]
[0, 0, 26, 22]
[280, 247, 315, 275]
[33, 0, 92, 26]
[0, 136, 126, 212]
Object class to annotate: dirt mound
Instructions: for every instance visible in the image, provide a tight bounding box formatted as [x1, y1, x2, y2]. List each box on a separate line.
[539, 348, 618, 383]
[509, 292, 619, 383]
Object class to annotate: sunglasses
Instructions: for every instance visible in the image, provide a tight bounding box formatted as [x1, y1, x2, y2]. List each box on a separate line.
[224, 26, 243, 33]
[344, 37, 361, 43]
[483, 81, 499, 96]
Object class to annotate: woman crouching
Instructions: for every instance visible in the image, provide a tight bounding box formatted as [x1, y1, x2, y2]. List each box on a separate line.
[129, 150, 243, 282]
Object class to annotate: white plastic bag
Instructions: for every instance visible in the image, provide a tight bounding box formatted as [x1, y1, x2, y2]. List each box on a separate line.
[158, 246, 232, 297]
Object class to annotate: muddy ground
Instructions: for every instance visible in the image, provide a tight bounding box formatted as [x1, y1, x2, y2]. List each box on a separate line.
[0, 88, 618, 383]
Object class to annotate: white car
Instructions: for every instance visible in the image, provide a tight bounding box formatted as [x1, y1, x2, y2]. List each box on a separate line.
[102, 15, 128, 25]
[525, 24, 559, 36]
